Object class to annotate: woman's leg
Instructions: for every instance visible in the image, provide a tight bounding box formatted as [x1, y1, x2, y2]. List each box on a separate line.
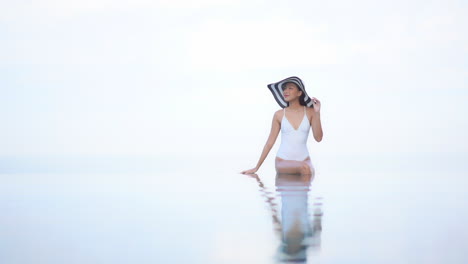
[275, 157, 314, 175]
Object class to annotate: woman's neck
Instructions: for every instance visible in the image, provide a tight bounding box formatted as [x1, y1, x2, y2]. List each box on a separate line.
[288, 100, 302, 110]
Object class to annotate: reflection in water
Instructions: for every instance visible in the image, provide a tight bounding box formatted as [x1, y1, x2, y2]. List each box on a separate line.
[248, 173, 323, 263]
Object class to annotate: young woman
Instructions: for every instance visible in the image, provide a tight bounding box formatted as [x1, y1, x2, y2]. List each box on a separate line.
[241, 76, 323, 175]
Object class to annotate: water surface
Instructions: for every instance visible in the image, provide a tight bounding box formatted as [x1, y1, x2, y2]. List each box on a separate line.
[1, 155, 467, 263]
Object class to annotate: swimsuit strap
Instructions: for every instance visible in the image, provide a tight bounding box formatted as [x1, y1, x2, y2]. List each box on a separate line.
[283, 108, 286, 118]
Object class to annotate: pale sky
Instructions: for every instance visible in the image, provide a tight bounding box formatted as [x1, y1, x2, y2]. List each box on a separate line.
[1, 0, 467, 159]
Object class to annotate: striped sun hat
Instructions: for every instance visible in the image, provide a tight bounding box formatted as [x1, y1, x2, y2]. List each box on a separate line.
[267, 76, 314, 108]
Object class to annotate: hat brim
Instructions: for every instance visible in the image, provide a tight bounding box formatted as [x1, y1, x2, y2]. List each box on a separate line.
[267, 76, 313, 108]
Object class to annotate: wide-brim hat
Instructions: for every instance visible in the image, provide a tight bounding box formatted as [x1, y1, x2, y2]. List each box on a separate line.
[267, 76, 314, 108]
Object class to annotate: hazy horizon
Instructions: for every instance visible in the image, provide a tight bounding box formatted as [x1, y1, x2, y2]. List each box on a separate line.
[2, 0, 467, 163]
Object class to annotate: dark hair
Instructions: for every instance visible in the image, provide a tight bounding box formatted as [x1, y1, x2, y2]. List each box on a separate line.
[282, 82, 307, 106]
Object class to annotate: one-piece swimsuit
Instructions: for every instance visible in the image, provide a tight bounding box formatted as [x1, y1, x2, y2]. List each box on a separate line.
[276, 106, 310, 161]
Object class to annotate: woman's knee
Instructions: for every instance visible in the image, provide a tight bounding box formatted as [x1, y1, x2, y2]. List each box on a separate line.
[299, 162, 312, 174]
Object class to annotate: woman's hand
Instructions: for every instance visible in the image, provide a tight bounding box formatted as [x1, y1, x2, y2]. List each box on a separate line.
[241, 167, 258, 174]
[312, 97, 321, 112]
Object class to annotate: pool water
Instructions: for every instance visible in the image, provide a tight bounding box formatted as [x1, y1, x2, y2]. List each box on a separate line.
[1, 155, 467, 264]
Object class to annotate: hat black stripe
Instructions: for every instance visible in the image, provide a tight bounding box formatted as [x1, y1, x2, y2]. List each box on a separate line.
[289, 76, 305, 88]
[268, 84, 287, 108]
[274, 86, 287, 108]
[276, 87, 288, 108]
[276, 83, 289, 107]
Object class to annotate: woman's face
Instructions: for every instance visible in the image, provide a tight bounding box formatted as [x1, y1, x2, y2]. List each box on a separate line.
[282, 82, 302, 102]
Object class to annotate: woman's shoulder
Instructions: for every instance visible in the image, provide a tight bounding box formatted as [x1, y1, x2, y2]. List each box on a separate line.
[305, 106, 314, 113]
[305, 106, 315, 119]
[273, 109, 284, 122]
[274, 108, 284, 116]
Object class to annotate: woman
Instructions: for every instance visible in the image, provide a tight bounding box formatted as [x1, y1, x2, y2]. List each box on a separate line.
[241, 76, 323, 175]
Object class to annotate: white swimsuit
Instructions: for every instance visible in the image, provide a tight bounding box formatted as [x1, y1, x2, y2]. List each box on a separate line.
[276, 106, 311, 161]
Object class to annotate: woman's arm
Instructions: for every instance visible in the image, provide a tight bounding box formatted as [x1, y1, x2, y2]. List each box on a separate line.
[310, 97, 323, 142]
[241, 111, 281, 174]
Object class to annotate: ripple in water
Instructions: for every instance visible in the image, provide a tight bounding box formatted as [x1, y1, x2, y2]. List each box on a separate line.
[247, 173, 323, 263]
